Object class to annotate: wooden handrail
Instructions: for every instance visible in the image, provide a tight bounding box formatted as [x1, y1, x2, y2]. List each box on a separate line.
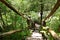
[48, 28, 60, 40]
[0, 29, 22, 36]
[0, 0, 25, 18]
[44, 0, 60, 21]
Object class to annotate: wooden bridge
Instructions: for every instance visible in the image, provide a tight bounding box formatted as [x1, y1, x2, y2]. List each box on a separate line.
[0, 0, 60, 40]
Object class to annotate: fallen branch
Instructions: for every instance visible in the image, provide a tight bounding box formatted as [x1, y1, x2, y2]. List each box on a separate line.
[0, 29, 22, 36]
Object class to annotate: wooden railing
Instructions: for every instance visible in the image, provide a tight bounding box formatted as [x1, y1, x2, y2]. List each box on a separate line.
[44, 0, 60, 21]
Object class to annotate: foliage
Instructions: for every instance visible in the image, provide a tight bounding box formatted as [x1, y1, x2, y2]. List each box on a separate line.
[0, 0, 60, 40]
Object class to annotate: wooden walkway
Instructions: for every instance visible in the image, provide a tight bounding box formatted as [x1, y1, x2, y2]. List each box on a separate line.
[26, 31, 43, 40]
